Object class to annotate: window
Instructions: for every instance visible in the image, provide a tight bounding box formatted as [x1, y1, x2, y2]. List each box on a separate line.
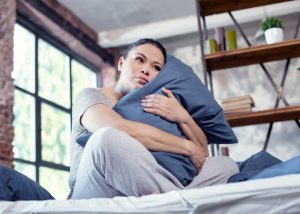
[13, 23, 98, 199]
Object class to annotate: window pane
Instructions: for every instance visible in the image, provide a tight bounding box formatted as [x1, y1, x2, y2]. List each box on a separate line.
[41, 103, 70, 166]
[12, 24, 35, 93]
[39, 167, 69, 200]
[14, 162, 36, 181]
[72, 60, 97, 103]
[38, 39, 70, 108]
[13, 90, 36, 161]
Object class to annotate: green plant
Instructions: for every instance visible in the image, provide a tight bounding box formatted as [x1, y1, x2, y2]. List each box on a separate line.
[261, 17, 283, 32]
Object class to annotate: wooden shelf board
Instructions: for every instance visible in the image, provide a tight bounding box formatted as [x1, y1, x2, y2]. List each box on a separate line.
[198, 0, 290, 16]
[204, 39, 300, 71]
[225, 106, 300, 127]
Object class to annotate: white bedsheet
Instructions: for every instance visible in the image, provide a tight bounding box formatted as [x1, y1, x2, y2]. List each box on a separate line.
[1, 174, 300, 214]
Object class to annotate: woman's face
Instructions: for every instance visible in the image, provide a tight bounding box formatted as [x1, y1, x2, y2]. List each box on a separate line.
[117, 43, 164, 91]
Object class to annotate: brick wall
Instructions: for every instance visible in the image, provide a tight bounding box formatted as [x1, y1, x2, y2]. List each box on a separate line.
[0, 0, 16, 168]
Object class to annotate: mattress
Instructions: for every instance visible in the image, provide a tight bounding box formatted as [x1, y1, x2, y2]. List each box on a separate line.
[1, 174, 300, 214]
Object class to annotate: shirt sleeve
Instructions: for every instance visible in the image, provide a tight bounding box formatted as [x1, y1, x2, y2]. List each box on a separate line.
[72, 88, 111, 129]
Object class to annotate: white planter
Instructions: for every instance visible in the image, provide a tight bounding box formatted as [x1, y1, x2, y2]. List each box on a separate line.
[264, 28, 284, 44]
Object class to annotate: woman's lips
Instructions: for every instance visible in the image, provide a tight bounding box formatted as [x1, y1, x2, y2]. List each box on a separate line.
[137, 77, 148, 85]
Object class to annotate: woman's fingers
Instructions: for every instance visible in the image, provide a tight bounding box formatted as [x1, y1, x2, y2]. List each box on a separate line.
[141, 96, 161, 104]
[143, 107, 162, 116]
[141, 90, 182, 122]
[140, 101, 160, 108]
[161, 87, 175, 98]
[143, 94, 164, 101]
[190, 155, 203, 174]
[141, 95, 166, 117]
[187, 142, 206, 174]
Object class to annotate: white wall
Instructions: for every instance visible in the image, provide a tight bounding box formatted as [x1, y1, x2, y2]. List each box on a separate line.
[162, 13, 300, 161]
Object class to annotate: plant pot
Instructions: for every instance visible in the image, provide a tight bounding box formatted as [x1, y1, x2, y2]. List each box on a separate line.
[264, 28, 283, 44]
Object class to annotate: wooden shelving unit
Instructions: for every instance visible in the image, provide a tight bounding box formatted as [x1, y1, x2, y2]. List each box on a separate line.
[198, 0, 289, 16]
[205, 39, 300, 71]
[226, 106, 300, 127]
[196, 0, 300, 150]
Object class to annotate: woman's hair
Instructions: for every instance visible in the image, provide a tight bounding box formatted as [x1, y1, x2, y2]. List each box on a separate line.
[123, 38, 167, 64]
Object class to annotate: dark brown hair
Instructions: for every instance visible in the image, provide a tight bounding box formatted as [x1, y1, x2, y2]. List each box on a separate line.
[123, 38, 167, 64]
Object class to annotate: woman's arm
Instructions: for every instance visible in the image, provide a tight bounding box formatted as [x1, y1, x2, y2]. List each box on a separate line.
[141, 87, 209, 156]
[81, 103, 205, 171]
[177, 114, 209, 157]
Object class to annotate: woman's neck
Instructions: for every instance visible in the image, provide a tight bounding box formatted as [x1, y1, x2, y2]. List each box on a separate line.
[103, 83, 129, 104]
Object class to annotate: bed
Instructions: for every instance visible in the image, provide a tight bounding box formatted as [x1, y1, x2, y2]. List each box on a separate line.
[1, 173, 299, 214]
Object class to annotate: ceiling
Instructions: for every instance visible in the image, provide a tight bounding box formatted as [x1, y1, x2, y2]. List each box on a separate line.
[57, 0, 300, 48]
[57, 0, 196, 47]
[58, 0, 195, 32]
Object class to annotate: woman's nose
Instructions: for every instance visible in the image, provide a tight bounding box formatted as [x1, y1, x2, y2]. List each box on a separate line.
[141, 67, 150, 75]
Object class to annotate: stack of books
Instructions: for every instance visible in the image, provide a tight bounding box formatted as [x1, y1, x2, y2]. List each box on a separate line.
[221, 95, 255, 114]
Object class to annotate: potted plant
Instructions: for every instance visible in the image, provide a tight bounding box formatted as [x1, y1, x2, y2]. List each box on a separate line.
[261, 17, 284, 44]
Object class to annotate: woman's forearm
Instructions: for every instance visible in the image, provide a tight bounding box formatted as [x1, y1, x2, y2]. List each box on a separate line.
[81, 103, 205, 170]
[178, 113, 209, 156]
[121, 120, 193, 156]
[122, 120, 205, 172]
[82, 103, 193, 156]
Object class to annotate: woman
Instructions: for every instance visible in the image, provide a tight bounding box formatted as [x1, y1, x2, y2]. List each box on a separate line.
[69, 38, 238, 199]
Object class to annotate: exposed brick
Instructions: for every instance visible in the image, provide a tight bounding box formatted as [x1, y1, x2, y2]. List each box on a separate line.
[0, 0, 16, 168]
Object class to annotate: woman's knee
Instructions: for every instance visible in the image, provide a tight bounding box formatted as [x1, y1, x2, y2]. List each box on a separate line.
[87, 127, 123, 152]
[209, 156, 239, 179]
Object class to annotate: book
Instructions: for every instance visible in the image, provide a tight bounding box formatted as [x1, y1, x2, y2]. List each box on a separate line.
[225, 29, 237, 51]
[222, 103, 253, 111]
[224, 106, 252, 112]
[222, 100, 255, 109]
[204, 38, 218, 54]
[221, 95, 255, 114]
[214, 27, 225, 51]
[221, 95, 254, 104]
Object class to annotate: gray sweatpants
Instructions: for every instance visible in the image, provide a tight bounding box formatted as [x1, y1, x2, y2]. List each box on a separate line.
[71, 127, 239, 199]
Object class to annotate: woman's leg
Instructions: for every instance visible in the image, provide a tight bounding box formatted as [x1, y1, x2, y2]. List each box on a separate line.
[71, 127, 181, 199]
[186, 156, 239, 189]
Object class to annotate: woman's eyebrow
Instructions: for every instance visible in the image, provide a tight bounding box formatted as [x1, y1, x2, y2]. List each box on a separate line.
[136, 52, 162, 66]
[135, 53, 145, 58]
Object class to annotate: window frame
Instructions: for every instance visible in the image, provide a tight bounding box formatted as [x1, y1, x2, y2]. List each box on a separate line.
[14, 13, 99, 184]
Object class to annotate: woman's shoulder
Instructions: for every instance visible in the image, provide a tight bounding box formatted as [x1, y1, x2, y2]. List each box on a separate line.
[74, 87, 112, 107]
[75, 87, 106, 100]
[77, 87, 103, 97]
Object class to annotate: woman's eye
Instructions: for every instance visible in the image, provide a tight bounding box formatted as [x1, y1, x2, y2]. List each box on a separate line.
[135, 57, 143, 63]
[154, 65, 161, 72]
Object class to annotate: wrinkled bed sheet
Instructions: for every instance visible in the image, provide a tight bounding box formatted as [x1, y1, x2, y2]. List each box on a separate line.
[1, 174, 299, 214]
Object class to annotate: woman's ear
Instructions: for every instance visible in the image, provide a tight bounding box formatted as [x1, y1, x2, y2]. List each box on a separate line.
[117, 56, 125, 72]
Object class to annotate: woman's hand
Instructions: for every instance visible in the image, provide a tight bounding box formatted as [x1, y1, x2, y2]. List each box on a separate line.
[141, 87, 189, 123]
[185, 140, 207, 174]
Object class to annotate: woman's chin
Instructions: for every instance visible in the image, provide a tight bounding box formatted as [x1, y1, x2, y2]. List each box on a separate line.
[132, 82, 144, 90]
